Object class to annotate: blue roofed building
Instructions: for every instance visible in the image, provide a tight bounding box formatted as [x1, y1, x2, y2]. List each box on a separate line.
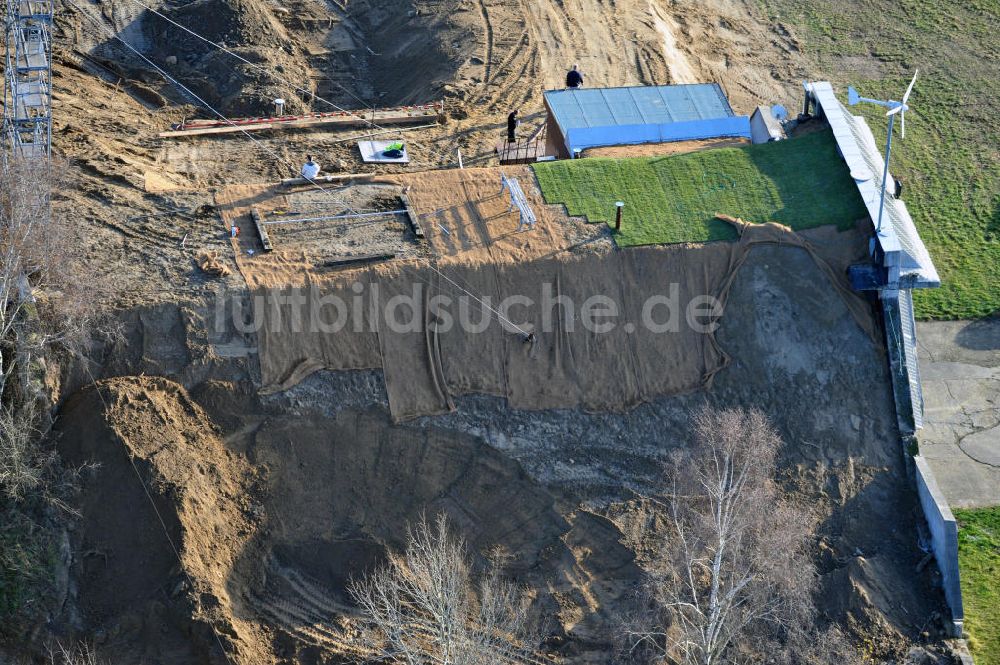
[542, 83, 751, 158]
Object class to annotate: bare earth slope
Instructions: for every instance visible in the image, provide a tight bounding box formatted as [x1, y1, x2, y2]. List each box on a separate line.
[48, 237, 956, 663]
[55, 0, 805, 187]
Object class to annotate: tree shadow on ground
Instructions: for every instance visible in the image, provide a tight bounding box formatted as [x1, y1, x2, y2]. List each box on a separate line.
[955, 314, 1000, 352]
[985, 196, 1000, 242]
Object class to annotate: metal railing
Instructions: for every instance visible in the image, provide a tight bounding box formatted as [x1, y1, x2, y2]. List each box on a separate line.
[2, 0, 53, 160]
[498, 121, 546, 164]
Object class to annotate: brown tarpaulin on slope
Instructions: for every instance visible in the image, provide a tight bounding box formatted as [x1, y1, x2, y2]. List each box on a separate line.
[253, 268, 382, 395]
[374, 260, 455, 420]
[247, 246, 736, 419]
[219, 170, 877, 421]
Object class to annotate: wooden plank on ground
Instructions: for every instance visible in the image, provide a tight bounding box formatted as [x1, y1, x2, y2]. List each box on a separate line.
[400, 194, 424, 239]
[250, 207, 273, 252]
[280, 174, 346, 187]
[279, 173, 389, 187]
[321, 253, 397, 268]
[160, 108, 442, 139]
[159, 123, 274, 138]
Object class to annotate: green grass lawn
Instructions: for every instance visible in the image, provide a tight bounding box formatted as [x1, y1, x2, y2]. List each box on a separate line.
[954, 506, 1000, 665]
[761, 0, 1000, 319]
[532, 130, 867, 247]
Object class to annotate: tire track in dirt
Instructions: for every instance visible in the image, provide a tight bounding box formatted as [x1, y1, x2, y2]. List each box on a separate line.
[521, 0, 662, 88]
[514, 46, 542, 108]
[477, 0, 495, 85]
[253, 595, 349, 650]
[490, 27, 530, 77]
[280, 566, 355, 616]
[89, 208, 190, 249]
[489, 29, 530, 89]
[247, 558, 366, 655]
[467, 3, 533, 111]
[482, 35, 535, 111]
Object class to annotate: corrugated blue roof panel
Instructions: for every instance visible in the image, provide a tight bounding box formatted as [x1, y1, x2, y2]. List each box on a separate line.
[545, 83, 736, 130]
[545, 84, 750, 154]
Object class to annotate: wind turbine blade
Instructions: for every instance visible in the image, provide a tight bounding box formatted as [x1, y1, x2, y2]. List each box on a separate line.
[901, 110, 905, 139]
[903, 69, 919, 104]
[887, 105, 903, 116]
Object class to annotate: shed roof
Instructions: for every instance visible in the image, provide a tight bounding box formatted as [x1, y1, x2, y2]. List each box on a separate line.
[751, 105, 785, 139]
[544, 83, 736, 130]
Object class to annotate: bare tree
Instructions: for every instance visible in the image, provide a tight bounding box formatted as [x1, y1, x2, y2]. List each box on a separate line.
[0, 156, 114, 643]
[348, 513, 535, 665]
[627, 408, 814, 665]
[0, 156, 112, 404]
[46, 641, 100, 665]
[0, 402, 51, 501]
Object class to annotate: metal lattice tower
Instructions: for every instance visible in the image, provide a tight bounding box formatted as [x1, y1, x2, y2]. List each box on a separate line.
[2, 0, 53, 160]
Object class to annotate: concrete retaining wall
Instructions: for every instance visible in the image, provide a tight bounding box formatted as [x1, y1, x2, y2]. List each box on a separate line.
[914, 455, 964, 635]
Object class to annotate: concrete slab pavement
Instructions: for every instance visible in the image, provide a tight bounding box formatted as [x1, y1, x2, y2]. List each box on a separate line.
[917, 317, 1000, 509]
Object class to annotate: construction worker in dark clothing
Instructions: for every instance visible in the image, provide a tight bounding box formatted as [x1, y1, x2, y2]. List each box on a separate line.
[566, 64, 583, 89]
[507, 110, 518, 142]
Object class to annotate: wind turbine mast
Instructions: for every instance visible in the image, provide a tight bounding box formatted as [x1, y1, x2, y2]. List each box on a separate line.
[847, 69, 918, 236]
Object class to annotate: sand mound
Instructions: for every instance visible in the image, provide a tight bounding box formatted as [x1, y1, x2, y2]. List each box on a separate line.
[147, 0, 313, 116]
[132, 0, 474, 114]
[57, 376, 264, 663]
[343, 0, 470, 105]
[57, 377, 646, 662]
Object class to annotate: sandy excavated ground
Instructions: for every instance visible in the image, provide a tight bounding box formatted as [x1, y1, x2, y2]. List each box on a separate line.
[50, 172, 955, 663]
[23, 0, 961, 662]
[56, 0, 807, 188]
[53, 228, 956, 664]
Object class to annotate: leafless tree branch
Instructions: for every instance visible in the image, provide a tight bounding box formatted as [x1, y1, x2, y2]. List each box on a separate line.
[0, 156, 117, 405]
[349, 513, 536, 665]
[626, 408, 816, 665]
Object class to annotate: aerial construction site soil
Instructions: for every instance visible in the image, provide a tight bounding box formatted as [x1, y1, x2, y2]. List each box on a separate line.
[53, 215, 954, 663]
[10, 0, 959, 662]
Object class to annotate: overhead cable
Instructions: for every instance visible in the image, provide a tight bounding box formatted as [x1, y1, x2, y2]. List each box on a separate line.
[118, 0, 456, 166]
[69, 0, 357, 212]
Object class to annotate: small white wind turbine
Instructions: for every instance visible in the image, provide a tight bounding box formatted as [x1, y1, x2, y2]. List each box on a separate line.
[847, 69, 918, 235]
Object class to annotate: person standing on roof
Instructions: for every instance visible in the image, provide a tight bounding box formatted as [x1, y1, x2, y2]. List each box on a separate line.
[301, 155, 320, 180]
[507, 109, 519, 142]
[566, 64, 583, 89]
